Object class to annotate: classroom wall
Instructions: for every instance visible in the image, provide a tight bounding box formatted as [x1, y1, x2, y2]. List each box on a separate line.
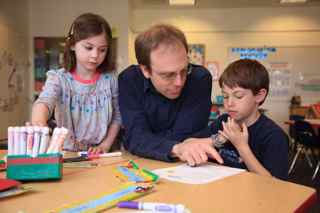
[129, 6, 320, 130]
[1, 1, 320, 138]
[0, 0, 30, 139]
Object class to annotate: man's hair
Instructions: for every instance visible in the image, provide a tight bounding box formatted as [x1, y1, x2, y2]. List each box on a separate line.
[135, 24, 188, 69]
[219, 59, 269, 105]
[64, 13, 114, 72]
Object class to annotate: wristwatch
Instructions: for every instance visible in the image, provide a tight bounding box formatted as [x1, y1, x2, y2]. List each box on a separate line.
[211, 134, 227, 148]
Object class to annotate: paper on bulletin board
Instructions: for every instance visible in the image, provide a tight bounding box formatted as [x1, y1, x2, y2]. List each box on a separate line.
[188, 44, 205, 65]
[267, 62, 292, 100]
[206, 61, 219, 80]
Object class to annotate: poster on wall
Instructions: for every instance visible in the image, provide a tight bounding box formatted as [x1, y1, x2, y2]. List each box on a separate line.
[267, 62, 292, 100]
[293, 72, 320, 92]
[230, 47, 277, 60]
[188, 44, 205, 65]
[206, 61, 219, 80]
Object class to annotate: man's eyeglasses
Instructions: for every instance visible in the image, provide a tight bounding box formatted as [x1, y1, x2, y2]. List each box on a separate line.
[155, 64, 192, 82]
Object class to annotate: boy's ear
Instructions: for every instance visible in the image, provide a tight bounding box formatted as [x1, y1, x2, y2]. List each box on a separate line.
[255, 88, 267, 104]
[140, 65, 151, 79]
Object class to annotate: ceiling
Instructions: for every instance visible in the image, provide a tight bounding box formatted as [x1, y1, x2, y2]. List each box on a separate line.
[131, 0, 320, 9]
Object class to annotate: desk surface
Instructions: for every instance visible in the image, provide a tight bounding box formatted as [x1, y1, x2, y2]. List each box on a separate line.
[0, 154, 317, 213]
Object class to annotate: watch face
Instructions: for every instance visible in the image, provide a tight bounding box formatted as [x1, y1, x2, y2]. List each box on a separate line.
[212, 134, 227, 148]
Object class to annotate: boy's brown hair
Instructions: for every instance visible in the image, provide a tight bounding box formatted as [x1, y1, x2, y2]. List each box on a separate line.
[64, 13, 114, 72]
[219, 59, 269, 105]
[135, 24, 188, 70]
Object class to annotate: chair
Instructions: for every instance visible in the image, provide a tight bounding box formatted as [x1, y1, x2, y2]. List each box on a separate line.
[288, 115, 305, 151]
[288, 120, 320, 179]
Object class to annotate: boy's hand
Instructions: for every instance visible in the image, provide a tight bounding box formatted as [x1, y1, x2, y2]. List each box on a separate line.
[172, 138, 223, 167]
[219, 117, 249, 150]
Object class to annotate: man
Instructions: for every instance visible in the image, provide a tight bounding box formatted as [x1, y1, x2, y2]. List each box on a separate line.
[119, 24, 222, 165]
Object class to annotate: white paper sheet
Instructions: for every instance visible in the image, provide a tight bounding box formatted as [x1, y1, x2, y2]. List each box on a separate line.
[153, 163, 245, 184]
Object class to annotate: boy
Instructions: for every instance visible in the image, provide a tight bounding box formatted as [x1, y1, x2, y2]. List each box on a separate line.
[184, 59, 288, 180]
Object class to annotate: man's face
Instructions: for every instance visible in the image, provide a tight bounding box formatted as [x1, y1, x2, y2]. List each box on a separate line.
[141, 43, 189, 99]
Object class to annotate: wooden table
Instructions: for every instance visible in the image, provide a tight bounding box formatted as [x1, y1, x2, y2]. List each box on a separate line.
[0, 154, 317, 213]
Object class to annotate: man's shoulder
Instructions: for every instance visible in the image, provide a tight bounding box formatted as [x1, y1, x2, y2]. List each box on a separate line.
[119, 65, 142, 80]
[190, 64, 211, 79]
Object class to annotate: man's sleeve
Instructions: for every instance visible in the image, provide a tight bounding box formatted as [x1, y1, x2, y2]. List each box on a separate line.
[192, 114, 227, 138]
[118, 71, 177, 162]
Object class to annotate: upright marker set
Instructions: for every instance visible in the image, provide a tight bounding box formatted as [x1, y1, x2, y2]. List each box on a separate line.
[6, 126, 68, 181]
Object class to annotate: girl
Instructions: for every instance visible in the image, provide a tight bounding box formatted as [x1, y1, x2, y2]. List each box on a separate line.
[31, 13, 121, 154]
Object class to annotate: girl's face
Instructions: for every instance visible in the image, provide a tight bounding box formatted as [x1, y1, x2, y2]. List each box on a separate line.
[73, 32, 108, 73]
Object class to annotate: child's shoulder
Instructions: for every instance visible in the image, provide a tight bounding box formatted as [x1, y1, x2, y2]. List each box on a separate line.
[47, 68, 70, 78]
[100, 71, 117, 81]
[253, 114, 286, 136]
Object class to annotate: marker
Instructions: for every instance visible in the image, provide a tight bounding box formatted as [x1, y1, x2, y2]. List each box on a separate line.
[53, 127, 68, 153]
[117, 201, 185, 213]
[78, 151, 122, 159]
[26, 127, 34, 156]
[20, 127, 27, 155]
[39, 127, 50, 154]
[7, 127, 14, 155]
[13, 127, 20, 155]
[47, 128, 61, 154]
[32, 126, 41, 157]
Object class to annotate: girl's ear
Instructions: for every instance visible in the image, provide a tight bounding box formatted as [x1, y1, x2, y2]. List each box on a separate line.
[255, 88, 267, 104]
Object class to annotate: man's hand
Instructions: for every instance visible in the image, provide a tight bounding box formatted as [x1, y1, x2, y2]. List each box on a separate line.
[172, 138, 223, 166]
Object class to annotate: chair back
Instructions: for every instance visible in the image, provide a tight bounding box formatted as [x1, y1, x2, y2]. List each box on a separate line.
[288, 115, 305, 139]
[293, 120, 318, 147]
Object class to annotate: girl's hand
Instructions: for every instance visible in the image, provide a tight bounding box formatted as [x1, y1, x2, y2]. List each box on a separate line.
[219, 117, 249, 150]
[88, 142, 111, 154]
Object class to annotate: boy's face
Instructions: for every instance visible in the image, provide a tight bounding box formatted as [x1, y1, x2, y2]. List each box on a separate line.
[221, 84, 267, 126]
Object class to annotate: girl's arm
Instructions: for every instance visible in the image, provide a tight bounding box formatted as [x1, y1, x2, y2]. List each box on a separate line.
[89, 123, 120, 154]
[30, 70, 62, 126]
[31, 102, 50, 126]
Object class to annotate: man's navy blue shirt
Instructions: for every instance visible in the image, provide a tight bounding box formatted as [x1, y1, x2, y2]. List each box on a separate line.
[118, 64, 212, 161]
